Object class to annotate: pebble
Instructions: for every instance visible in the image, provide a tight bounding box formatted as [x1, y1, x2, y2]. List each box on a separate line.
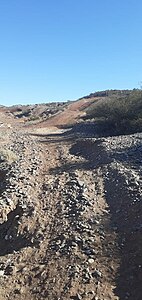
[0, 270, 5, 276]
[88, 258, 95, 264]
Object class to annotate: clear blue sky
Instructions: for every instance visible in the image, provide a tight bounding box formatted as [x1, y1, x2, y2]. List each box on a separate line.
[0, 0, 142, 105]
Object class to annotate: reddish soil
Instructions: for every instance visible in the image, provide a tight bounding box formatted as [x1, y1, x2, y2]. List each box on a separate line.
[33, 97, 96, 128]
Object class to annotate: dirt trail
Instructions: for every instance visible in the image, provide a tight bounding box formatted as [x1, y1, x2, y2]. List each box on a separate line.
[0, 111, 142, 300]
[33, 97, 96, 128]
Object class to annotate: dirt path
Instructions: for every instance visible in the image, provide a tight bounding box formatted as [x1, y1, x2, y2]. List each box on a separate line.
[0, 112, 142, 300]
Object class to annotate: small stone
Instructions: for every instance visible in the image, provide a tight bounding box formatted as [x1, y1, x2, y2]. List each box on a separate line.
[0, 270, 5, 276]
[77, 294, 82, 300]
[88, 258, 95, 264]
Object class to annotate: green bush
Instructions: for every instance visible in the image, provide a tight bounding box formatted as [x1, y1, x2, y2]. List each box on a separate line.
[85, 90, 142, 135]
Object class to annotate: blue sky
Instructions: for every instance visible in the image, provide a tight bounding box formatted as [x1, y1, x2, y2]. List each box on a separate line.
[0, 0, 142, 105]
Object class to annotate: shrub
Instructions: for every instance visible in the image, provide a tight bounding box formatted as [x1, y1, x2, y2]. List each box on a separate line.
[85, 90, 142, 135]
[0, 149, 18, 163]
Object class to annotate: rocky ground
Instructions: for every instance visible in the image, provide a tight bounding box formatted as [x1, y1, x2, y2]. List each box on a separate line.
[0, 108, 142, 300]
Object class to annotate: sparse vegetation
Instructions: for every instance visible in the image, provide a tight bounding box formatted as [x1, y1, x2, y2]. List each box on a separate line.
[0, 148, 18, 163]
[85, 89, 142, 135]
[28, 115, 40, 121]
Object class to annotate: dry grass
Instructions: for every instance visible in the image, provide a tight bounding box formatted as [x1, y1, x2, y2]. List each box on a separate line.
[0, 148, 18, 163]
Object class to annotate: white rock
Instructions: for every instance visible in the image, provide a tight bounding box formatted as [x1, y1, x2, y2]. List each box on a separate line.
[0, 270, 5, 276]
[88, 258, 95, 264]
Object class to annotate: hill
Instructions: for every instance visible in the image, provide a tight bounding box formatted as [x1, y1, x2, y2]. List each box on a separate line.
[82, 89, 142, 136]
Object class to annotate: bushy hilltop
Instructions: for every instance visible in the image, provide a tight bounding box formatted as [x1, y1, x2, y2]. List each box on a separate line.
[79, 89, 133, 99]
[81, 89, 142, 136]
